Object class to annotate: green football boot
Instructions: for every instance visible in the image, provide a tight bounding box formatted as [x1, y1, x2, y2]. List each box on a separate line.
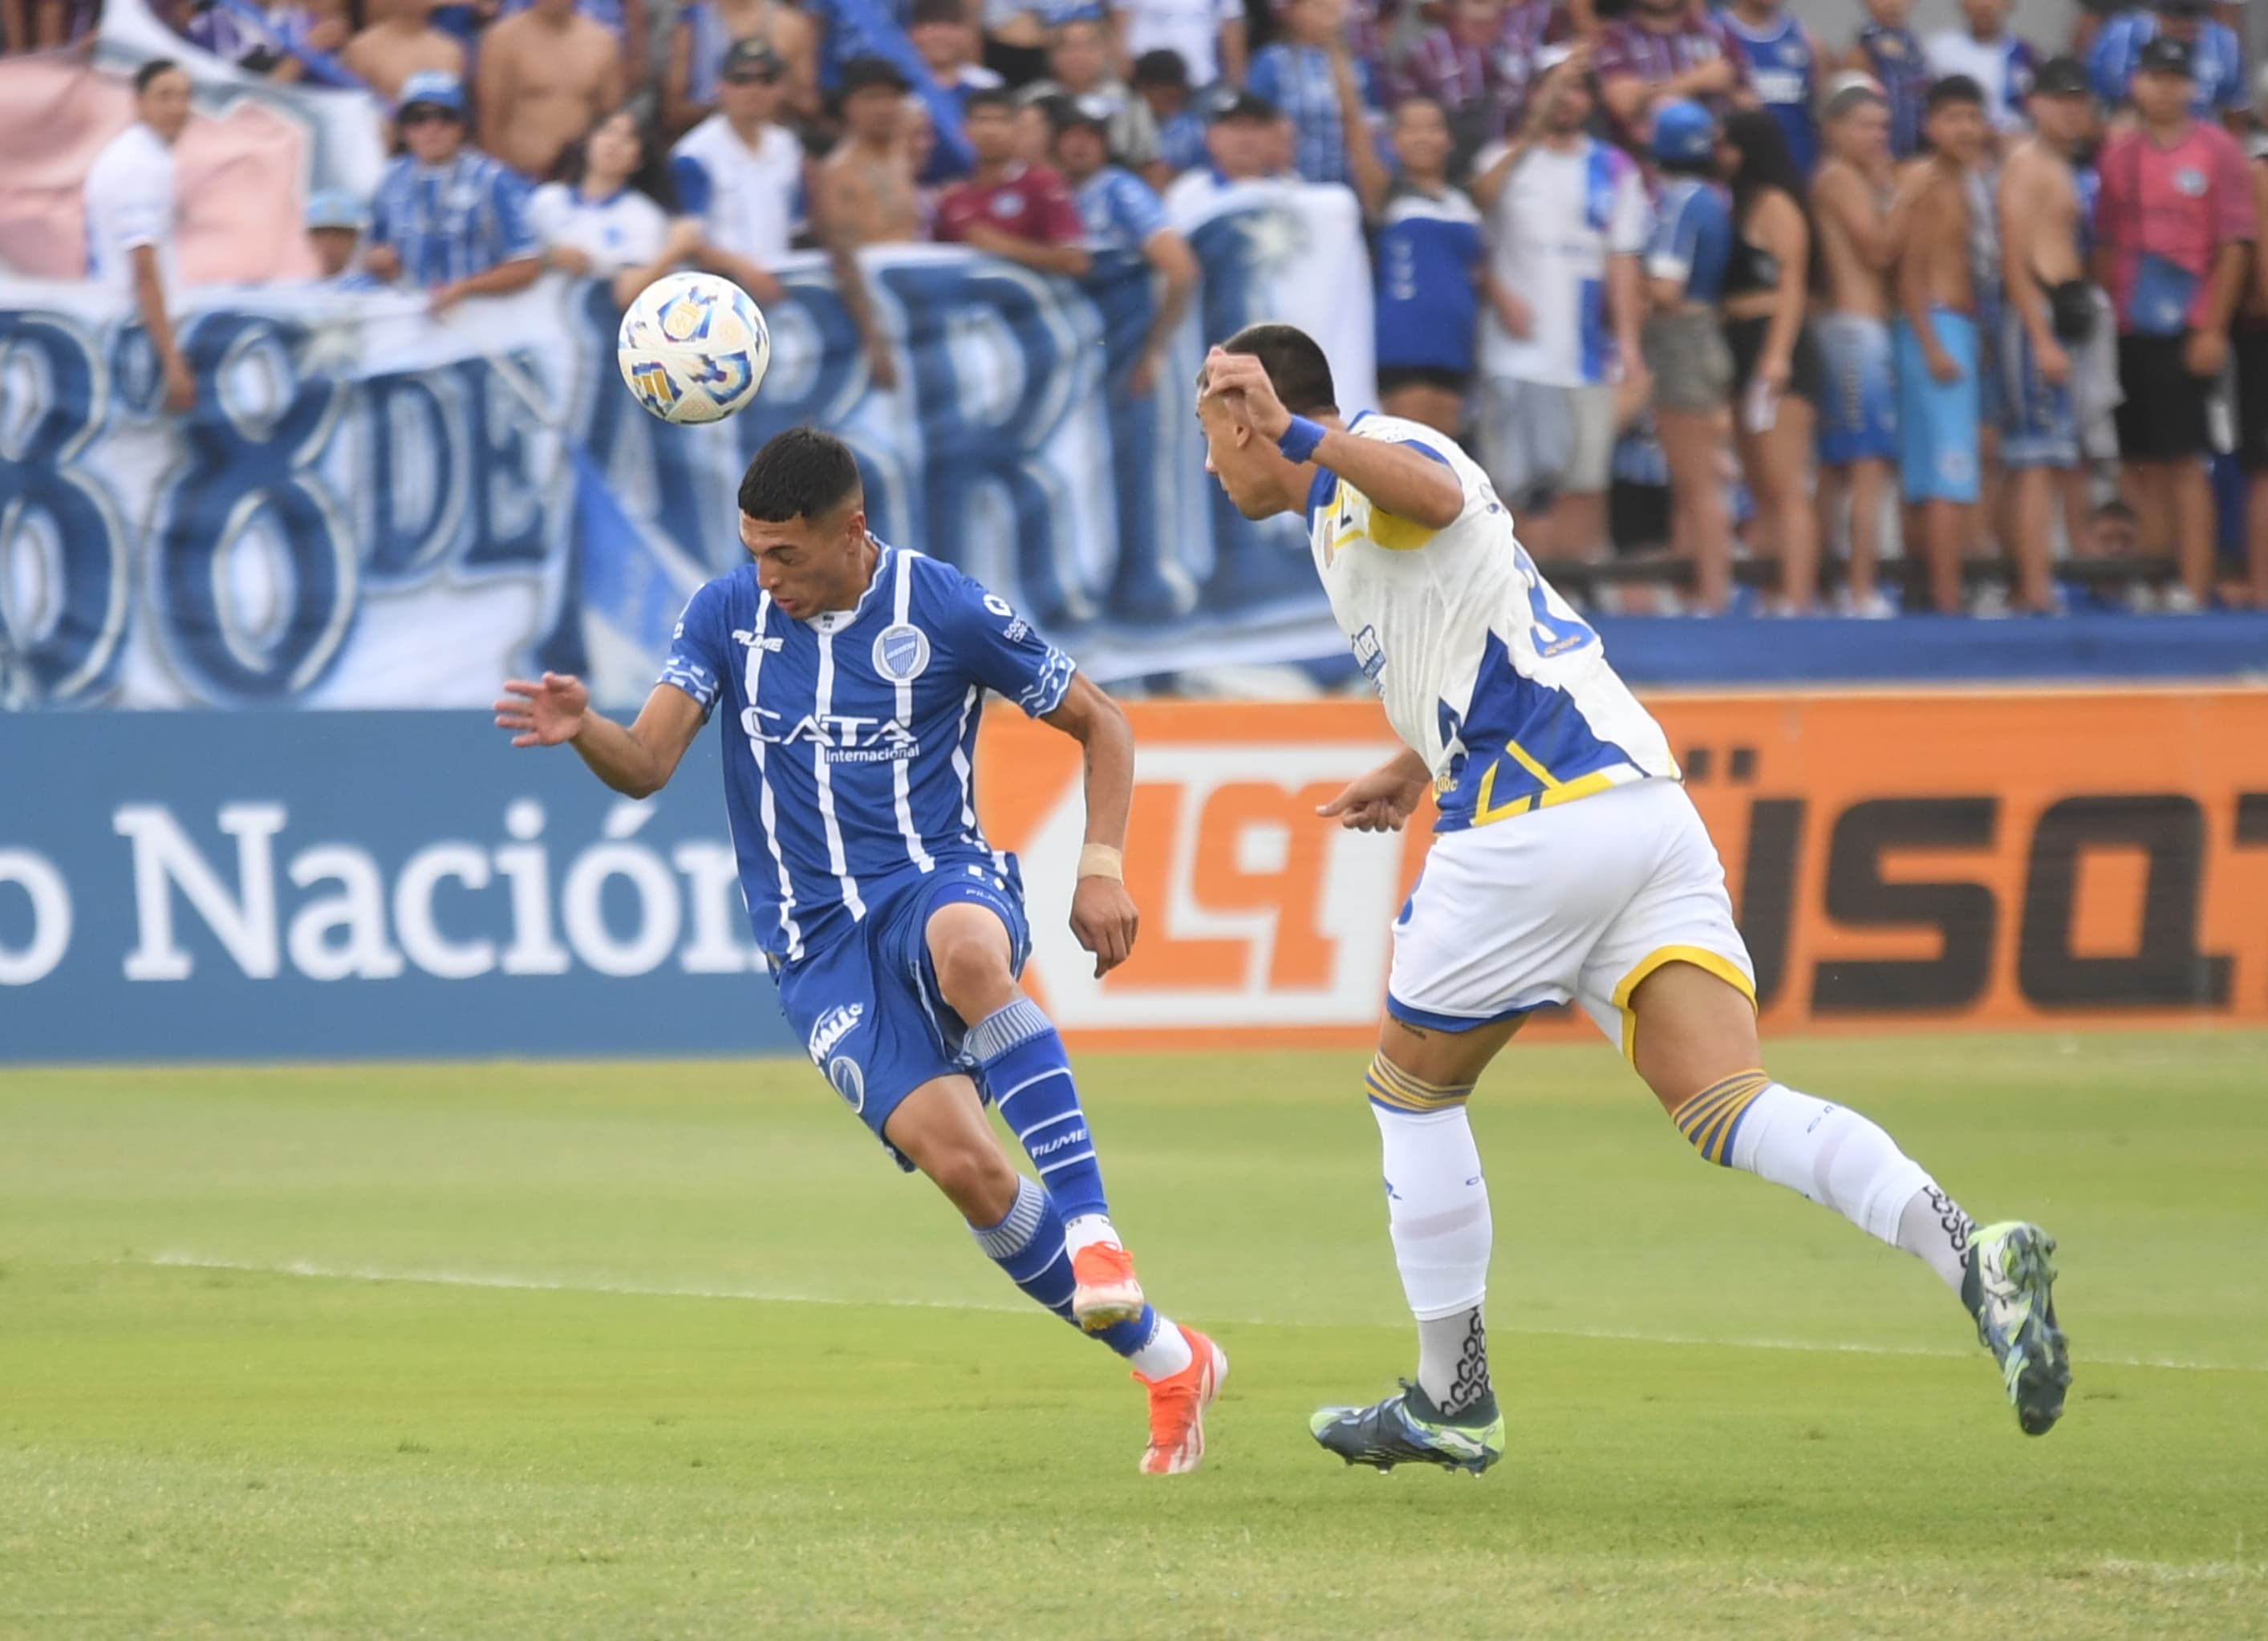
[1308, 1381, 1505, 1474]
[1962, 1220, 2071, 1436]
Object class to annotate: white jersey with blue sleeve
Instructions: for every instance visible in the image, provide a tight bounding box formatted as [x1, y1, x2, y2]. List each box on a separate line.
[658, 542, 1074, 967]
[1306, 414, 1678, 832]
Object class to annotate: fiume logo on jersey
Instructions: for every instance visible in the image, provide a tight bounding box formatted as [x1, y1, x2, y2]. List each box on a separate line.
[872, 624, 931, 683]
[808, 1003, 863, 1064]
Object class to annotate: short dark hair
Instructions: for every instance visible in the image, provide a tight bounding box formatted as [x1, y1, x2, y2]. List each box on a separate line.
[964, 86, 1016, 117]
[909, 0, 963, 25]
[135, 58, 182, 95]
[1926, 75, 1985, 112]
[739, 427, 863, 521]
[1211, 322, 1337, 418]
[1130, 47, 1189, 89]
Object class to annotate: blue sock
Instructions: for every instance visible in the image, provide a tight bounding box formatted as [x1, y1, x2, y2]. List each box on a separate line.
[968, 1180, 1178, 1369]
[969, 1177, 1074, 1319]
[967, 999, 1110, 1224]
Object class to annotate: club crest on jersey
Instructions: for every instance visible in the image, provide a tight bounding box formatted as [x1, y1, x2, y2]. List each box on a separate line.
[872, 623, 931, 683]
[808, 1003, 863, 1063]
[828, 1056, 866, 1113]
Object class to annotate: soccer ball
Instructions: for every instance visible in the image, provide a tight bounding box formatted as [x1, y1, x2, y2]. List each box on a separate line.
[616, 272, 771, 425]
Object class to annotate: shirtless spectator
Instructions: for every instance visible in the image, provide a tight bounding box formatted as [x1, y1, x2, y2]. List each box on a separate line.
[1996, 57, 2096, 614]
[477, 0, 624, 180]
[1893, 76, 1989, 614]
[343, 0, 464, 107]
[1811, 81, 1899, 616]
[664, 0, 820, 135]
[819, 55, 923, 249]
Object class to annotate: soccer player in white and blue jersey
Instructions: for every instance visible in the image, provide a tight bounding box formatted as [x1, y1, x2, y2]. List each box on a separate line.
[1195, 326, 2071, 1473]
[496, 429, 1224, 1475]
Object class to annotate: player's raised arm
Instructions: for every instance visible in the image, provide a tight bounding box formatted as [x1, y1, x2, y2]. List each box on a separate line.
[1040, 673, 1140, 977]
[494, 674, 707, 799]
[1203, 346, 1463, 529]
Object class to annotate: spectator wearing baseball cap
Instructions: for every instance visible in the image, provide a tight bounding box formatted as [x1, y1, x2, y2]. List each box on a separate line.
[1640, 98, 1739, 613]
[670, 38, 802, 308]
[1159, 88, 1281, 217]
[664, 0, 820, 135]
[302, 189, 383, 291]
[2087, 0, 2246, 129]
[364, 71, 542, 310]
[2093, 30, 2258, 608]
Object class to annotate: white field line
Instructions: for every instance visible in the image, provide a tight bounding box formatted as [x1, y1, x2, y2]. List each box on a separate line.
[136, 1252, 2266, 1376]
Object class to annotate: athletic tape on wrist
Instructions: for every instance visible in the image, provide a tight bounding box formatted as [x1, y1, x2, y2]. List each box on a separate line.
[1077, 842, 1124, 881]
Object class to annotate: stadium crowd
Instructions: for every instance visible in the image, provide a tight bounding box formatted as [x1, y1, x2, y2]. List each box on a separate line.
[18, 0, 2268, 613]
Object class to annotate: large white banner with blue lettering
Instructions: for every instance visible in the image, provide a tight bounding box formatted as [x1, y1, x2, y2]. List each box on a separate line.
[0, 188, 1373, 710]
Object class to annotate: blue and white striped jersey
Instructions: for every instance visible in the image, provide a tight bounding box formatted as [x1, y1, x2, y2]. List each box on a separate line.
[1074, 165, 1166, 251]
[2088, 12, 2246, 119]
[658, 544, 1075, 968]
[368, 149, 538, 290]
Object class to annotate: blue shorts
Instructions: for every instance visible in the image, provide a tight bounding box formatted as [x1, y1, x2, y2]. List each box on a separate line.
[1816, 313, 1897, 466]
[1893, 309, 1982, 504]
[1998, 304, 2079, 470]
[773, 859, 1032, 1170]
[1974, 292, 2003, 429]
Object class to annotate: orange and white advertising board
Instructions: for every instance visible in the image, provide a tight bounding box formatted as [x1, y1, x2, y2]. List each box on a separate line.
[976, 690, 2268, 1048]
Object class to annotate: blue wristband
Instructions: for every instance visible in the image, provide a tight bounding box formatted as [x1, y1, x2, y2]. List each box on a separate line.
[1276, 415, 1325, 464]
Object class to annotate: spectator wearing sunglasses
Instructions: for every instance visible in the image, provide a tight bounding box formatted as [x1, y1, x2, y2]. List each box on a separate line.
[364, 71, 542, 312]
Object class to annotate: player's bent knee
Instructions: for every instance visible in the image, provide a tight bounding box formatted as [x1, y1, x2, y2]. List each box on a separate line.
[924, 903, 1016, 1019]
[1627, 959, 1762, 1113]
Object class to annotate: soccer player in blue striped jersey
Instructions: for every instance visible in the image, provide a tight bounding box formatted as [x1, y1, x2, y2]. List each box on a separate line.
[495, 429, 1224, 1475]
[1196, 326, 2070, 1473]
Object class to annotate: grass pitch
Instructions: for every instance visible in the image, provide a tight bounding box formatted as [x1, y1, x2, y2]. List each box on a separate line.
[2, 1032, 2264, 1639]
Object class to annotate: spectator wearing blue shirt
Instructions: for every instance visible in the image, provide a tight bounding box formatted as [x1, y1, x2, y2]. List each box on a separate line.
[302, 188, 386, 291]
[1051, 96, 1198, 395]
[1370, 95, 1485, 436]
[2088, 0, 2246, 129]
[1131, 48, 1207, 189]
[1245, 0, 1378, 197]
[1640, 99, 1737, 613]
[364, 72, 542, 310]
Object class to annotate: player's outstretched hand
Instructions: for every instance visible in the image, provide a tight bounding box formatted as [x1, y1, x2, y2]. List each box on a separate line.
[495, 673, 590, 748]
[1069, 876, 1139, 979]
[1317, 762, 1429, 833]
[1203, 346, 1292, 440]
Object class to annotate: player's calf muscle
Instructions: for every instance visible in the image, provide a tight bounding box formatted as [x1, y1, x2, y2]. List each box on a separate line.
[885, 1076, 1018, 1222]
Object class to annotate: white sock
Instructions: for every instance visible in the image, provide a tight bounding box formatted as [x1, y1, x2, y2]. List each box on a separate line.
[1126, 1317, 1195, 1380]
[1373, 1101, 1495, 1412]
[1063, 1213, 1118, 1258]
[1683, 1072, 1970, 1292]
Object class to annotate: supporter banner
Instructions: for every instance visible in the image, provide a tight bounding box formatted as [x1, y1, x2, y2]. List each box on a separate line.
[1, 209, 1374, 710]
[8, 691, 2264, 1064]
[978, 689, 2268, 1047]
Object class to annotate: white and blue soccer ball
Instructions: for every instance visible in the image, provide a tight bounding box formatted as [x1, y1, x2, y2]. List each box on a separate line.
[616, 271, 771, 425]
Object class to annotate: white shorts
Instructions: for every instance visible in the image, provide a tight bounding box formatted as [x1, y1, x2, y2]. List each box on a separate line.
[1387, 779, 1755, 1059]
